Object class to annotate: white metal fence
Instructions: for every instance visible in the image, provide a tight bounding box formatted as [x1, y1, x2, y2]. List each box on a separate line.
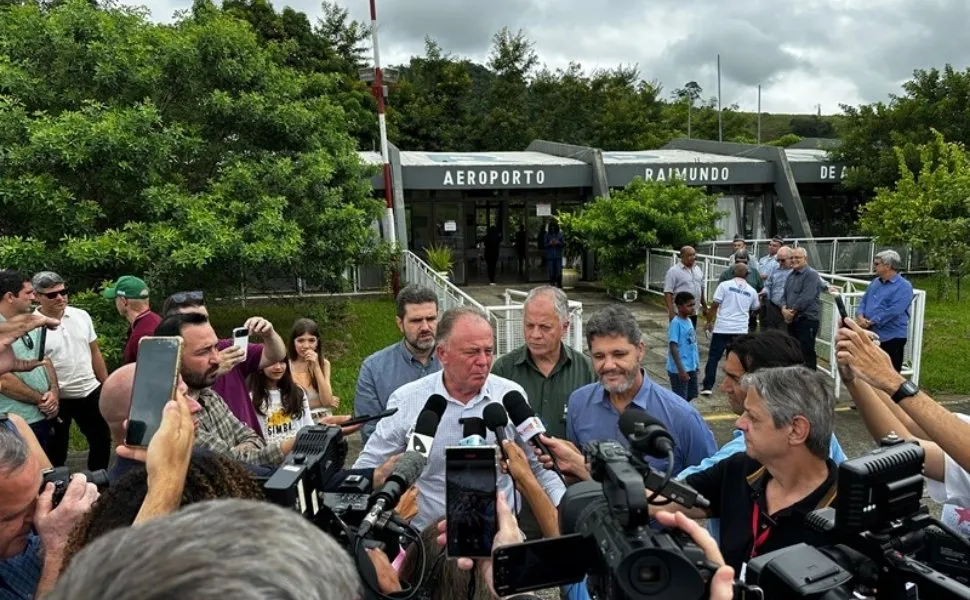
[641, 248, 926, 392]
[402, 251, 585, 357]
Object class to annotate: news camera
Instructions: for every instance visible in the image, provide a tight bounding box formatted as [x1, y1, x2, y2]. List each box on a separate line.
[41, 466, 110, 507]
[745, 436, 970, 600]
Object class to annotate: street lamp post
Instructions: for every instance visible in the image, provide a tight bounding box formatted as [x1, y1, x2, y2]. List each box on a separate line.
[364, 0, 396, 246]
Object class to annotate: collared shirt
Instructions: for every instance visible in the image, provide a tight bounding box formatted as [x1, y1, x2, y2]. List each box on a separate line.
[213, 340, 265, 435]
[34, 306, 99, 399]
[353, 371, 566, 530]
[783, 266, 824, 322]
[666, 316, 699, 374]
[122, 310, 162, 364]
[491, 343, 595, 438]
[0, 315, 49, 424]
[757, 253, 778, 281]
[765, 267, 792, 306]
[858, 274, 913, 341]
[683, 453, 838, 574]
[194, 387, 285, 467]
[718, 263, 763, 292]
[566, 370, 717, 474]
[354, 340, 442, 444]
[0, 532, 42, 600]
[677, 429, 848, 542]
[663, 263, 705, 306]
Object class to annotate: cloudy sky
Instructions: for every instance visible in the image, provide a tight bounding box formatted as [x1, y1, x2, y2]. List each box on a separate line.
[140, 0, 970, 114]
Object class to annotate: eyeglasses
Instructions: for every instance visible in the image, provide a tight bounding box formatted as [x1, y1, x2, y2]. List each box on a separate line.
[41, 288, 69, 300]
[776, 258, 790, 262]
[170, 290, 204, 304]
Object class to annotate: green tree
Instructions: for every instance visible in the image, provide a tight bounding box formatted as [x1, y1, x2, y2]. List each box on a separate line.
[859, 130, 970, 299]
[477, 27, 537, 150]
[0, 0, 381, 295]
[557, 178, 721, 291]
[833, 65, 970, 193]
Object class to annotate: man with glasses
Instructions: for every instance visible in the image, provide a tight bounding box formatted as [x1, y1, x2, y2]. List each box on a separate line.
[762, 246, 793, 330]
[32, 272, 112, 469]
[0, 270, 59, 447]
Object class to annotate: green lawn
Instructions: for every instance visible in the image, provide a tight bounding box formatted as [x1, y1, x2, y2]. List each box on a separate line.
[910, 277, 970, 395]
[68, 297, 401, 452]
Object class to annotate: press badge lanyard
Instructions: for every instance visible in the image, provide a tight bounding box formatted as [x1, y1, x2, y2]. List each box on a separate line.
[749, 502, 773, 558]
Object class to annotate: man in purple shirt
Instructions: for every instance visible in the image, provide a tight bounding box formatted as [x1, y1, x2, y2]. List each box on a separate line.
[160, 291, 287, 434]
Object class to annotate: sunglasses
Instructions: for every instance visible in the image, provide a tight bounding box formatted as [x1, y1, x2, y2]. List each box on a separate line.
[41, 288, 69, 300]
[170, 290, 204, 304]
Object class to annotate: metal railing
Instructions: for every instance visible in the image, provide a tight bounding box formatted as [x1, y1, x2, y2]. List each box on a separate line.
[696, 237, 930, 275]
[641, 248, 926, 392]
[402, 251, 585, 358]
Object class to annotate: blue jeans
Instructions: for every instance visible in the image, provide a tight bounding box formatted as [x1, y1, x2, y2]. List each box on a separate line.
[668, 370, 698, 401]
[703, 333, 741, 391]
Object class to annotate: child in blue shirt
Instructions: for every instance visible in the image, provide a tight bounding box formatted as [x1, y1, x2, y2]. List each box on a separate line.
[667, 291, 699, 401]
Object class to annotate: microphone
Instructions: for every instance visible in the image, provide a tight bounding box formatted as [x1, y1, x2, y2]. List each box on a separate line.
[501, 391, 564, 480]
[406, 394, 447, 458]
[643, 468, 710, 509]
[358, 451, 428, 538]
[619, 408, 675, 459]
[482, 403, 510, 459]
[459, 416, 488, 446]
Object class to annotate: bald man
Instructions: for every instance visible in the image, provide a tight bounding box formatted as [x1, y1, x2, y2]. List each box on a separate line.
[664, 246, 706, 327]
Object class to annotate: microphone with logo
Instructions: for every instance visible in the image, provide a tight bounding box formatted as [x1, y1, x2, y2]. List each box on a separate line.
[482, 403, 511, 460]
[407, 393, 447, 458]
[619, 407, 709, 510]
[502, 390, 564, 481]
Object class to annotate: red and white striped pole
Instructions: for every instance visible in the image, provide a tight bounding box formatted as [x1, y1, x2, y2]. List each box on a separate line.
[369, 0, 396, 246]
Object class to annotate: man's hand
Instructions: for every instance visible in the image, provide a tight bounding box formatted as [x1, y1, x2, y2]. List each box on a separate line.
[243, 316, 274, 339]
[117, 389, 196, 466]
[836, 318, 903, 393]
[34, 474, 99, 554]
[782, 307, 795, 323]
[654, 511, 734, 600]
[366, 547, 402, 594]
[38, 391, 58, 418]
[535, 434, 590, 481]
[501, 440, 534, 485]
[0, 314, 57, 376]
[215, 345, 246, 376]
[318, 414, 363, 436]
[373, 454, 401, 488]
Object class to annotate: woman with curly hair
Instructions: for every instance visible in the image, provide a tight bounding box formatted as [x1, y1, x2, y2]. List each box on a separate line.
[62, 453, 264, 569]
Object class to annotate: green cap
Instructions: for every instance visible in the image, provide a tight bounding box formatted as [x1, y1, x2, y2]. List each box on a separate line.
[103, 275, 150, 300]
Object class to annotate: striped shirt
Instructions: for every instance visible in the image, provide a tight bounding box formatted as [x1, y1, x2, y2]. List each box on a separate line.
[194, 388, 286, 467]
[353, 371, 567, 530]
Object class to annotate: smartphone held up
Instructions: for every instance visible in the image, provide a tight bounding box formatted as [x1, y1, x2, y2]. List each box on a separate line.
[125, 337, 183, 448]
[232, 327, 249, 361]
[445, 445, 498, 559]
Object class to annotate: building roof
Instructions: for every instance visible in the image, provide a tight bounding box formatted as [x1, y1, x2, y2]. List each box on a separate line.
[784, 148, 832, 162]
[399, 151, 585, 167]
[602, 149, 765, 165]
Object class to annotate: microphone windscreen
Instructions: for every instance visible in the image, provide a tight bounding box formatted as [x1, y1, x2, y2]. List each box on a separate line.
[482, 402, 509, 430]
[461, 416, 487, 439]
[391, 451, 428, 487]
[618, 407, 665, 438]
[424, 394, 448, 419]
[414, 409, 442, 438]
[501, 390, 534, 425]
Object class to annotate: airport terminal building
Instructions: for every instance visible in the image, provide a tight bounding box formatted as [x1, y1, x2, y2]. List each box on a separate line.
[360, 138, 853, 285]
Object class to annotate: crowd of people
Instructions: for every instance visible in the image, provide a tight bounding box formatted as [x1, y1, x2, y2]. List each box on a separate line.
[0, 248, 963, 600]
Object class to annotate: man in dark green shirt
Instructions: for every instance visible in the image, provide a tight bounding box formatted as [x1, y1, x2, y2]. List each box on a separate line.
[492, 286, 595, 439]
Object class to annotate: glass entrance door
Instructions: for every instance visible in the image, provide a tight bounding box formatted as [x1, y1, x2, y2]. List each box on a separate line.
[433, 202, 466, 285]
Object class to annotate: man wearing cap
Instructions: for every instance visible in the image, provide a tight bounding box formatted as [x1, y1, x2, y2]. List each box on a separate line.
[33, 272, 112, 470]
[103, 276, 162, 364]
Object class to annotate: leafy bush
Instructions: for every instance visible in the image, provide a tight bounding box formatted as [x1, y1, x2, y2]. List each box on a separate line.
[71, 290, 131, 372]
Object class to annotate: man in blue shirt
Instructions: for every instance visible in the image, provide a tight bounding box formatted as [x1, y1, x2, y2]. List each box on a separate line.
[354, 285, 441, 443]
[677, 330, 847, 541]
[567, 305, 716, 475]
[856, 249, 913, 373]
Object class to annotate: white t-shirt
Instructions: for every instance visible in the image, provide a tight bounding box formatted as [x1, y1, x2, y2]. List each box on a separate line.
[35, 306, 99, 398]
[712, 278, 760, 334]
[255, 389, 314, 445]
[927, 412, 970, 537]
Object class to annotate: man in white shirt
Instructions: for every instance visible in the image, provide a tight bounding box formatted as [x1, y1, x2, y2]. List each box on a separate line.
[701, 263, 760, 395]
[663, 246, 706, 328]
[32, 272, 111, 470]
[354, 306, 566, 530]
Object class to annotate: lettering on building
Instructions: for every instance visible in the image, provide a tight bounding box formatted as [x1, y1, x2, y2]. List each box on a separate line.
[819, 165, 848, 180]
[643, 166, 731, 183]
[442, 169, 546, 186]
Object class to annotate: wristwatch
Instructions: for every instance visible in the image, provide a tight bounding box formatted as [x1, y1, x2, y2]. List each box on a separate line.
[891, 380, 920, 404]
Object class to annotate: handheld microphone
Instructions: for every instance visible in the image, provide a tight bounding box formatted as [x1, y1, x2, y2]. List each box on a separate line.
[644, 468, 710, 509]
[502, 390, 564, 479]
[358, 451, 428, 538]
[618, 407, 675, 459]
[407, 394, 447, 458]
[482, 403, 510, 459]
[459, 416, 488, 446]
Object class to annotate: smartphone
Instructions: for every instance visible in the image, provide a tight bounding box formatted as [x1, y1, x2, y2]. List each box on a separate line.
[493, 534, 591, 596]
[126, 337, 183, 448]
[232, 327, 249, 361]
[833, 294, 849, 325]
[340, 408, 399, 427]
[445, 446, 498, 559]
[37, 327, 47, 361]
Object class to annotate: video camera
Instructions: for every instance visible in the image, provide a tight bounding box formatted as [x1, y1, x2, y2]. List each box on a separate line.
[745, 436, 970, 600]
[41, 466, 110, 507]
